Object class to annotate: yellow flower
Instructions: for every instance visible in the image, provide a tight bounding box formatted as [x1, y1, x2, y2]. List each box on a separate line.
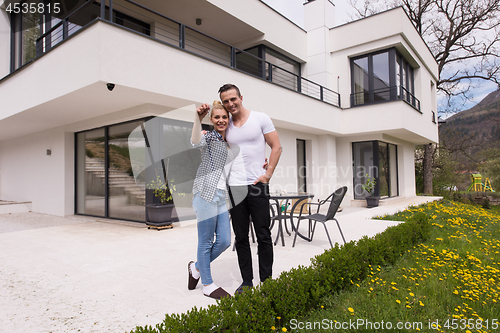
[321, 305, 324, 308]
[396, 300, 401, 304]
[348, 307, 354, 313]
[271, 326, 276, 330]
[409, 292, 414, 297]
[282, 328, 287, 332]
[419, 301, 424, 306]
[277, 317, 281, 320]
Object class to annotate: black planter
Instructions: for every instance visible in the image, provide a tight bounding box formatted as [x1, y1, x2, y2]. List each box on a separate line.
[365, 196, 380, 208]
[146, 204, 175, 226]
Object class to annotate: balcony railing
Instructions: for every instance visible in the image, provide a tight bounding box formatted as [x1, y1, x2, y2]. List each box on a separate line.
[350, 86, 421, 112]
[35, 0, 340, 107]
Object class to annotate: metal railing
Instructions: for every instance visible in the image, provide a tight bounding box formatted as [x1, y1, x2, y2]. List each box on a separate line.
[34, 0, 340, 107]
[351, 86, 421, 111]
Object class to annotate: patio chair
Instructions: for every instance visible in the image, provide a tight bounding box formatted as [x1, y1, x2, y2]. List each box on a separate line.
[292, 186, 347, 248]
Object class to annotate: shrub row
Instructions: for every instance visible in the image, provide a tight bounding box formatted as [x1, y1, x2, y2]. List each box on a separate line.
[131, 213, 429, 333]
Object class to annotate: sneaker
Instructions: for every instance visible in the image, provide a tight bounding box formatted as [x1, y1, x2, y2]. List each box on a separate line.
[188, 261, 200, 290]
[235, 282, 253, 295]
[204, 287, 231, 300]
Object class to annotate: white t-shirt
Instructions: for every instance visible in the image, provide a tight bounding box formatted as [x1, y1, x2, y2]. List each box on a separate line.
[226, 111, 276, 186]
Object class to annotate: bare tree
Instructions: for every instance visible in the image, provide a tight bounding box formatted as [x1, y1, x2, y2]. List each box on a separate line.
[348, 0, 500, 104]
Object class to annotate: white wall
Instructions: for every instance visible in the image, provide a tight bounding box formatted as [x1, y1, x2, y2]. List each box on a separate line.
[0, 128, 74, 216]
[303, 0, 335, 89]
[207, 0, 307, 61]
[0, 8, 10, 79]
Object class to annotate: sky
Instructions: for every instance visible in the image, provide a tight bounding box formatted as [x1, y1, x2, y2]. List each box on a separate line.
[261, 0, 498, 114]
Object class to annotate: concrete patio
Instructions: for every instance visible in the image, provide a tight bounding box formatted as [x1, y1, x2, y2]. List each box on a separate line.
[0, 196, 441, 333]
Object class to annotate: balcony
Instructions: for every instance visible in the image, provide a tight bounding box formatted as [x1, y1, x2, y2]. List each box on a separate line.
[351, 86, 421, 112]
[30, 0, 340, 107]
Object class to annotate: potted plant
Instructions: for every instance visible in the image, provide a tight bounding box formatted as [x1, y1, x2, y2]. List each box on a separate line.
[145, 171, 176, 228]
[362, 174, 379, 208]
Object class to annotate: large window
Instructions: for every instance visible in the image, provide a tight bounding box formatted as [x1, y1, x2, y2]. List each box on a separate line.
[351, 48, 419, 110]
[10, 0, 150, 72]
[236, 45, 301, 90]
[352, 141, 398, 199]
[76, 117, 198, 223]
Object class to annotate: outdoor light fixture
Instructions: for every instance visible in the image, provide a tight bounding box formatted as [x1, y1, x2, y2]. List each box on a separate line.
[196, 18, 202, 25]
[107, 83, 115, 91]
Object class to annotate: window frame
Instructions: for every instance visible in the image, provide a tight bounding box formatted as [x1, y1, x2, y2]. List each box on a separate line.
[350, 47, 417, 109]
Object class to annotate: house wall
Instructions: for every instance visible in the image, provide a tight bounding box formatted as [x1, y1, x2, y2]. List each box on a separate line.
[208, 0, 307, 62]
[0, 8, 10, 79]
[0, 128, 74, 216]
[0, 5, 438, 215]
[269, 128, 340, 201]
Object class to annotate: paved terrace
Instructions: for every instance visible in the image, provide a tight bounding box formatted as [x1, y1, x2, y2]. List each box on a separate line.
[0, 196, 441, 333]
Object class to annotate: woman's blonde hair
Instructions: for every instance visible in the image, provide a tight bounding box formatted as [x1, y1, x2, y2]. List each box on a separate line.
[210, 100, 228, 118]
[212, 100, 224, 109]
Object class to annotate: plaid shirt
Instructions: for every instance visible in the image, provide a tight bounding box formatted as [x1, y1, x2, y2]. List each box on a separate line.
[191, 130, 230, 202]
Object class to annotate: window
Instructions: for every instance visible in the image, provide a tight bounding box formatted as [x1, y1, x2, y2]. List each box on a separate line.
[351, 48, 419, 110]
[76, 117, 199, 223]
[10, 0, 150, 72]
[352, 141, 398, 199]
[236, 45, 301, 90]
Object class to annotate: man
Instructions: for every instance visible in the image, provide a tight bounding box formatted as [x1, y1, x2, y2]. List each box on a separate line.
[219, 83, 281, 294]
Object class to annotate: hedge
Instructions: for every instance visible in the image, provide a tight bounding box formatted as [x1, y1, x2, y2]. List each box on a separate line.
[131, 212, 429, 333]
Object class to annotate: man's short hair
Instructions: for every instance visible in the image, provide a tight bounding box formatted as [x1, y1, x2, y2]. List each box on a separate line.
[218, 84, 241, 98]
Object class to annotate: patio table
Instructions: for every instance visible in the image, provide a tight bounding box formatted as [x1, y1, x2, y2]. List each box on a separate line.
[269, 192, 314, 246]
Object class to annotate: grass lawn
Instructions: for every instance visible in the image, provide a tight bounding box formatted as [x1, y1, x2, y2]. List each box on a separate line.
[290, 200, 500, 333]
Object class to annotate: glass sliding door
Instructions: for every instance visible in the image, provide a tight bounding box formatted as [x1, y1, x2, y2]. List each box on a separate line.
[389, 144, 399, 197]
[76, 129, 106, 216]
[353, 141, 375, 199]
[297, 139, 306, 192]
[108, 121, 146, 221]
[76, 119, 148, 222]
[378, 142, 389, 197]
[353, 141, 398, 199]
[76, 116, 201, 222]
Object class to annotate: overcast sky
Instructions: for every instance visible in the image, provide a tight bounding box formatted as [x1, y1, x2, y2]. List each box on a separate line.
[261, 0, 498, 113]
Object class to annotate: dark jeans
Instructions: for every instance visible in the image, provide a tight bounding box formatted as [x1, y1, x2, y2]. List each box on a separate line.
[229, 182, 273, 283]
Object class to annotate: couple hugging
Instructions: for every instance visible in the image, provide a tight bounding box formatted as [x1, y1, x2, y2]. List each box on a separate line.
[188, 84, 282, 299]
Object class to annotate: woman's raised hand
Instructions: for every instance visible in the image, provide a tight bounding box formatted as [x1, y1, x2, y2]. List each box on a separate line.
[196, 104, 210, 122]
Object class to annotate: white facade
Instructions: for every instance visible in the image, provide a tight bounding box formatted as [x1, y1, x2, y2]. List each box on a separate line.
[0, 0, 438, 218]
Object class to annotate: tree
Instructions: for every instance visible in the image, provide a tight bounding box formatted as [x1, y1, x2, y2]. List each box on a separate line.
[349, 0, 500, 194]
[349, 0, 500, 104]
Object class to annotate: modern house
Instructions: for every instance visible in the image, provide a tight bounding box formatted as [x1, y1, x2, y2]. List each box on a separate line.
[0, 0, 438, 222]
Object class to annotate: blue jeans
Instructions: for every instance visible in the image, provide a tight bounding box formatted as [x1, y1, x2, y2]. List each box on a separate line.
[192, 189, 231, 285]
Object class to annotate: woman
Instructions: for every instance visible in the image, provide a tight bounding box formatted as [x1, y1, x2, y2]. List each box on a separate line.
[188, 101, 232, 299]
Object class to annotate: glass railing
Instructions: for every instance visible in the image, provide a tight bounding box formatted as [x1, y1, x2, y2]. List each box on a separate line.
[34, 0, 340, 107]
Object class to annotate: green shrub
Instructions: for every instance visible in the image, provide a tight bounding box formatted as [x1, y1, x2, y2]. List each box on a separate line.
[130, 213, 429, 333]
